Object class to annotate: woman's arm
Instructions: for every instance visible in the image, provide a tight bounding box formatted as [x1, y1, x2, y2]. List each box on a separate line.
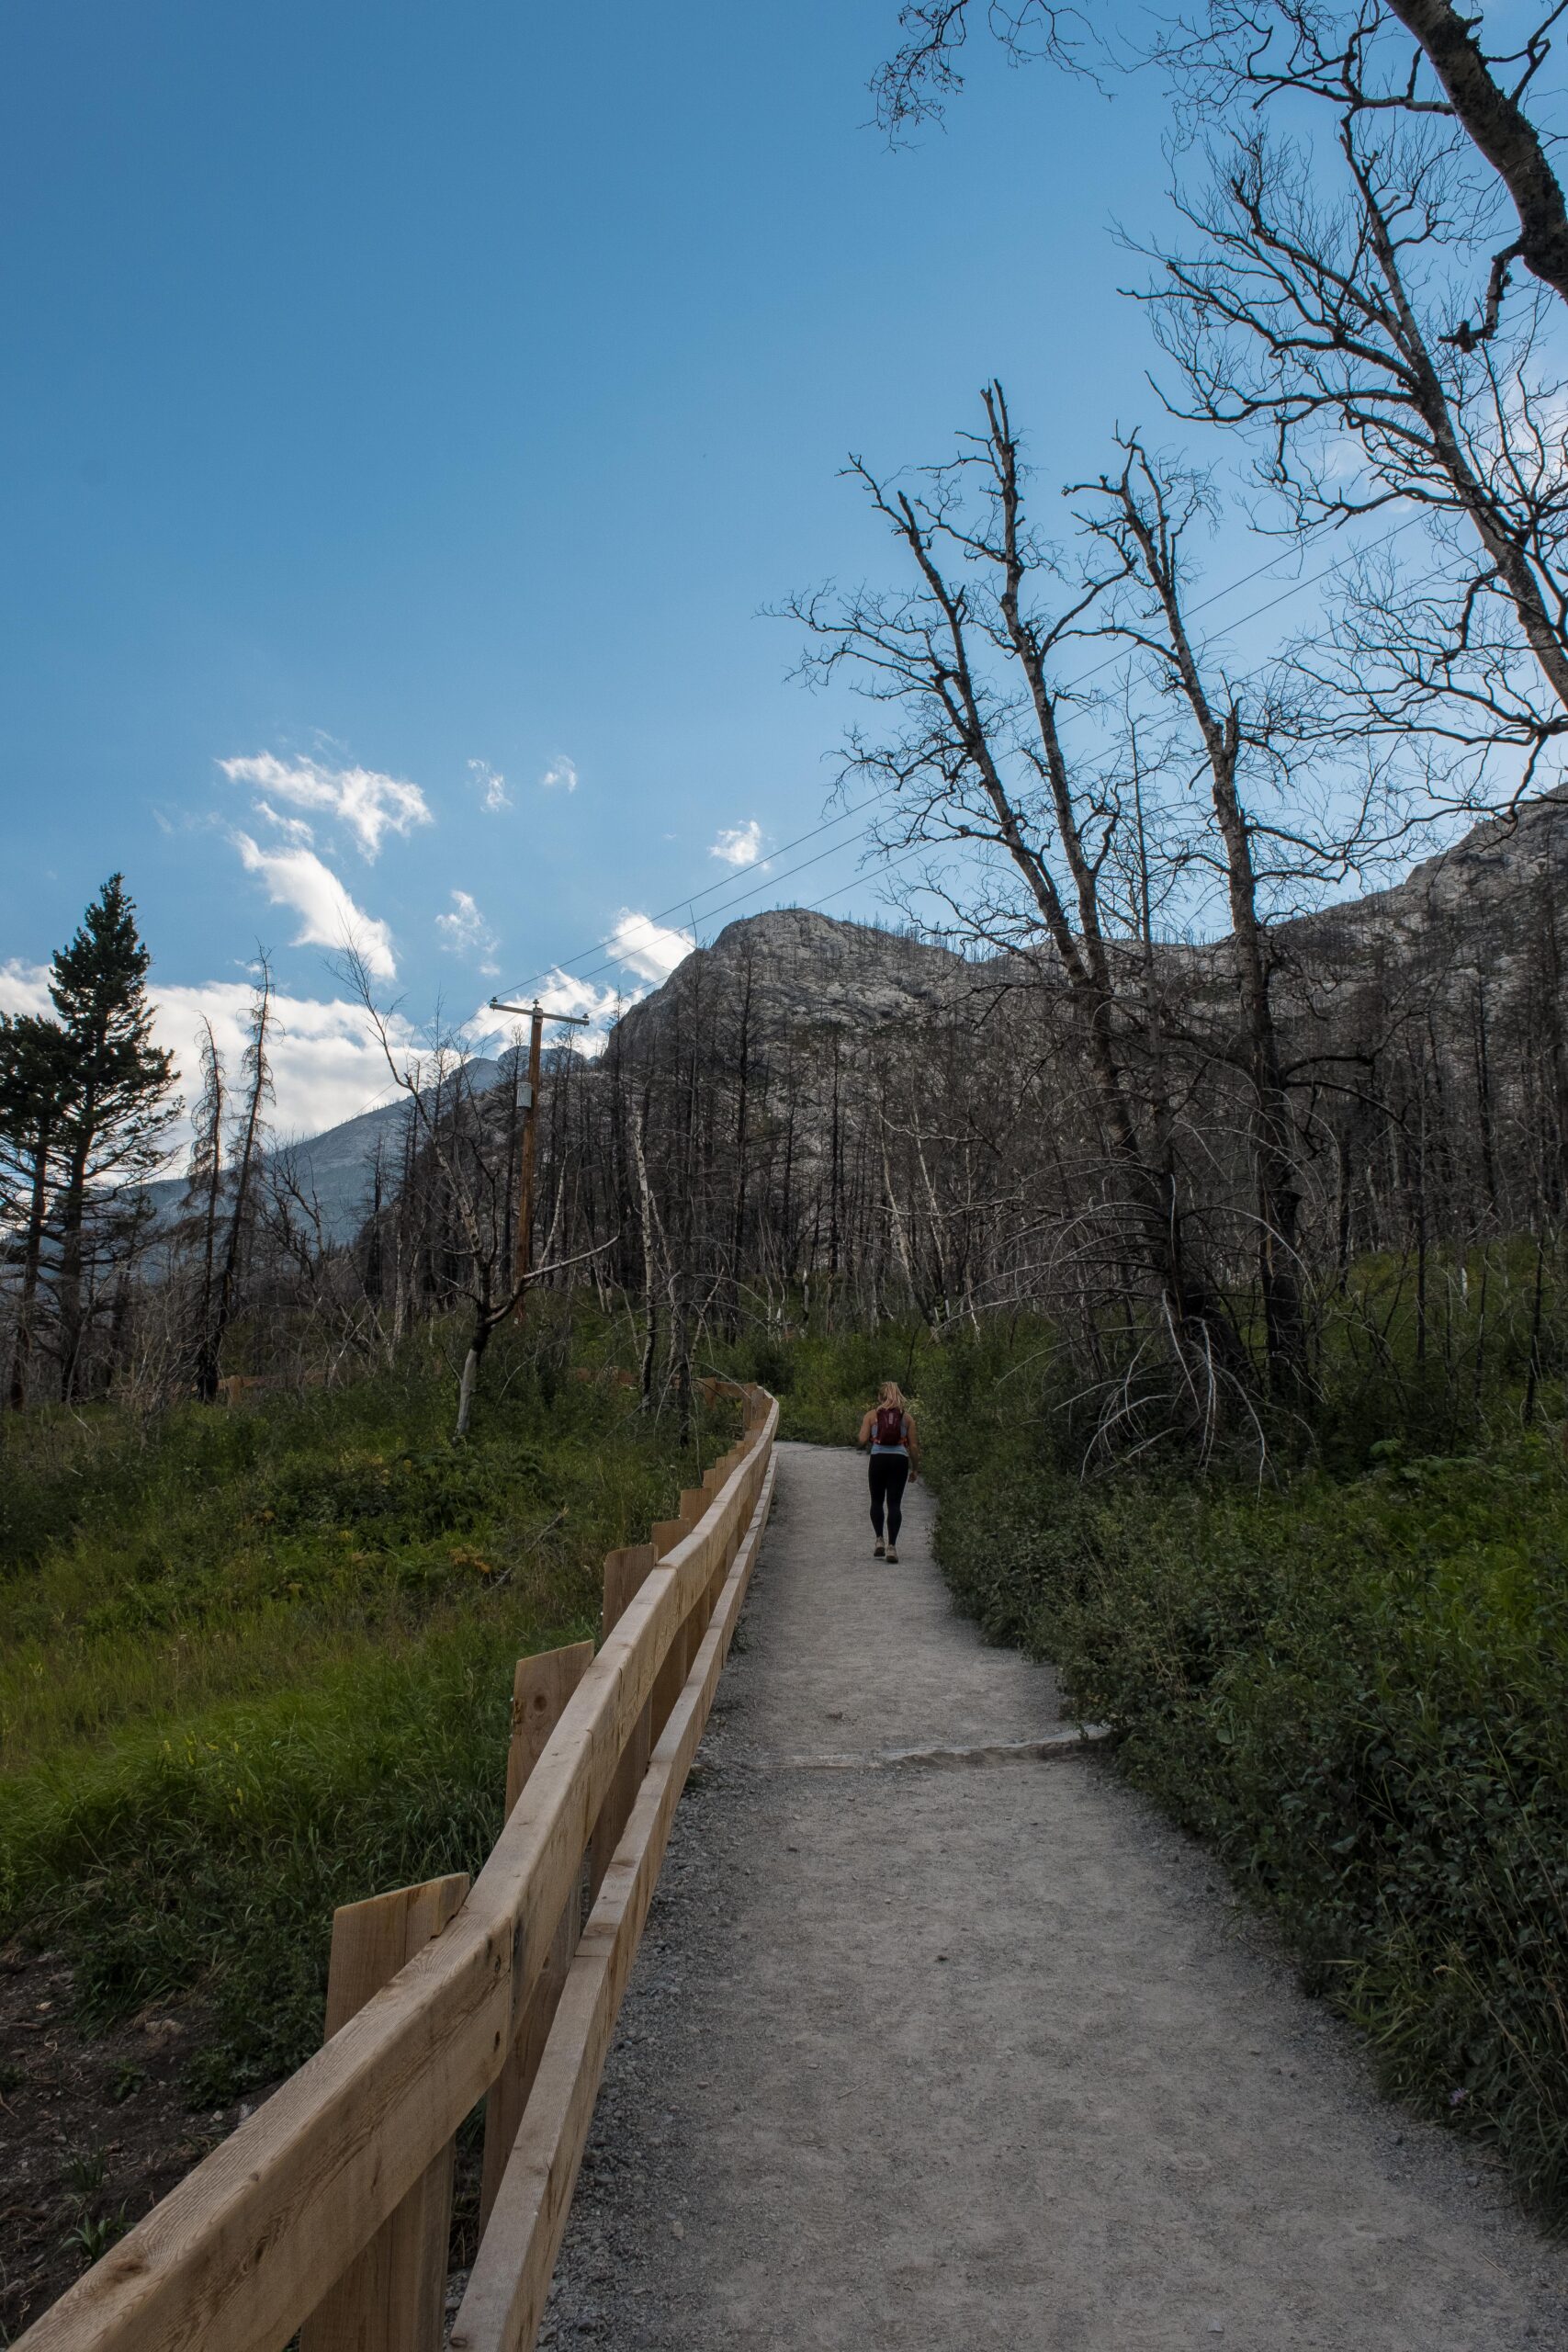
[857, 1409, 875, 1449]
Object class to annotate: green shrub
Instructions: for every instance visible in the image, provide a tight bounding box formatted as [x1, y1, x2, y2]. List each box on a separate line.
[0, 1619, 541, 2098]
[0, 1308, 737, 2098]
[936, 1424, 1568, 2218]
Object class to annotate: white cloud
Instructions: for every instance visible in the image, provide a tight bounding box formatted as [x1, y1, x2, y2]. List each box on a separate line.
[468, 758, 510, 813]
[234, 833, 397, 980]
[0, 960, 51, 1018]
[220, 752, 432, 860]
[710, 819, 763, 868]
[539, 755, 579, 794]
[466, 969, 633, 1060]
[0, 963, 421, 1148]
[608, 909, 694, 983]
[436, 888, 500, 973]
[254, 799, 317, 847]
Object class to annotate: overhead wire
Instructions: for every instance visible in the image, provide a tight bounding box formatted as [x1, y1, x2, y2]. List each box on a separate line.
[493, 796, 882, 1002]
[285, 508, 1430, 1144]
[491, 504, 1426, 1007]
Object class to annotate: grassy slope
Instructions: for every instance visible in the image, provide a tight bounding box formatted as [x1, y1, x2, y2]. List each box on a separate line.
[0, 1316, 733, 2098]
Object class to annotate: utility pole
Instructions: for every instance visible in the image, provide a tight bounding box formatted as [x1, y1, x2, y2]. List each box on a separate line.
[489, 998, 591, 1323]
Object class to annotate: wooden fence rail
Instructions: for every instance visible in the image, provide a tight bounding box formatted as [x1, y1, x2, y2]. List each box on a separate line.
[18, 1387, 778, 2352]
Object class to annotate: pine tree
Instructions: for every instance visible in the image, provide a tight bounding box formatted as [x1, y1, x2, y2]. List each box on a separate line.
[49, 876, 178, 1399]
[0, 1012, 74, 1408]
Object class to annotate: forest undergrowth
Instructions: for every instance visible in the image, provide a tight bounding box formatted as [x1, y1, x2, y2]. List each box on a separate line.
[0, 1306, 733, 2100]
[6, 1254, 1566, 2218]
[713, 1245, 1568, 2225]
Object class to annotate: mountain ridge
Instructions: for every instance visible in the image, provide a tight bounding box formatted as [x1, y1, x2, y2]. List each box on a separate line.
[140, 795, 1568, 1245]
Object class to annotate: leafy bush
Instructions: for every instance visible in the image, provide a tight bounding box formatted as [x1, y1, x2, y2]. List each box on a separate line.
[936, 1422, 1568, 2218]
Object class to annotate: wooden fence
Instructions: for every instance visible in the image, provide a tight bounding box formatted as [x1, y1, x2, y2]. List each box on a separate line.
[18, 1386, 779, 2352]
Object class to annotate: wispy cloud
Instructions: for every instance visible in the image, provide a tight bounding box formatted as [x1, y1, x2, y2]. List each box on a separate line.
[539, 755, 579, 794]
[608, 910, 694, 983]
[469, 758, 510, 813]
[234, 834, 397, 980]
[436, 888, 500, 974]
[0, 961, 51, 1019]
[254, 800, 317, 847]
[220, 752, 432, 860]
[710, 819, 763, 868]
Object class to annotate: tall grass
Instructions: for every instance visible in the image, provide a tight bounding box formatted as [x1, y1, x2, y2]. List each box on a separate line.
[0, 1310, 735, 2097]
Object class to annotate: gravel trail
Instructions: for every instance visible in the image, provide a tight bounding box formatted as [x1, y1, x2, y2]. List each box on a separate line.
[538, 1441, 1568, 2351]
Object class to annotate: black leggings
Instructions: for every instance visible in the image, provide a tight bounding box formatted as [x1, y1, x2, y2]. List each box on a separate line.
[868, 1454, 909, 1544]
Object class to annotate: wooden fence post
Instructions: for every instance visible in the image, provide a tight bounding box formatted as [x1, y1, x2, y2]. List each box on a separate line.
[299, 1871, 471, 2352]
[479, 1642, 595, 2233]
[17, 1399, 776, 2352]
[588, 1546, 656, 1903]
[647, 1501, 702, 1742]
[503, 1641, 597, 1821]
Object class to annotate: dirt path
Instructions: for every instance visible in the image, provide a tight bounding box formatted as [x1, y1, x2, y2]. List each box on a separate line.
[538, 1442, 1568, 2351]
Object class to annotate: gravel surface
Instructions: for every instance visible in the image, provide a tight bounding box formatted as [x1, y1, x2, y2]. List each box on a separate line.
[536, 1441, 1568, 2351]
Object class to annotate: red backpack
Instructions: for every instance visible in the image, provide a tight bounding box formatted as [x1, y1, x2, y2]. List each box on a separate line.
[873, 1405, 906, 1447]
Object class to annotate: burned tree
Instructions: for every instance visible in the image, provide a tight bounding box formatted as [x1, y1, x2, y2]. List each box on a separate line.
[787, 384, 1258, 1430]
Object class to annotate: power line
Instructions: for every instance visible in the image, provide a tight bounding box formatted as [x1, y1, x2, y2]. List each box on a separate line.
[492, 796, 881, 1001]
[527, 821, 883, 1001]
[491, 508, 1424, 1003]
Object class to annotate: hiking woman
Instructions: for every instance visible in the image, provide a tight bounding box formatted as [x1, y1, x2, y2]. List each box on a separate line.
[857, 1382, 920, 1561]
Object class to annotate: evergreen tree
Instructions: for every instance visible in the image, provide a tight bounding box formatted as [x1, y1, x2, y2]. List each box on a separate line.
[49, 876, 178, 1399]
[0, 1012, 73, 1408]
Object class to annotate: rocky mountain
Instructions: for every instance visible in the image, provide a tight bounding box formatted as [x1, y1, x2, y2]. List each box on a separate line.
[140, 1059, 503, 1249]
[138, 797, 1567, 1250]
[1287, 792, 1568, 974]
[607, 908, 970, 1061]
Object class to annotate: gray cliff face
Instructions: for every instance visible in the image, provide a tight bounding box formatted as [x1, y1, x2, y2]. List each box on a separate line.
[1285, 794, 1568, 982]
[610, 910, 970, 1058]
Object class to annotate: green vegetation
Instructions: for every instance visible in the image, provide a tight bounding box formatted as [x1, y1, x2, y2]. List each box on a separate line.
[9, 1250, 1567, 2219]
[938, 1426, 1568, 2215]
[0, 1312, 734, 2099]
[716, 1258, 1568, 2221]
[61, 2212, 128, 2265]
[712, 1323, 930, 1447]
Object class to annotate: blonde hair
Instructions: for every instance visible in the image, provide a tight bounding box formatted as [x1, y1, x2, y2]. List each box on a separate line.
[876, 1382, 906, 1410]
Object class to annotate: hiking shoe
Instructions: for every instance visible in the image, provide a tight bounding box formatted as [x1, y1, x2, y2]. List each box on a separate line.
[874, 1542, 886, 1558]
[886, 1546, 899, 1564]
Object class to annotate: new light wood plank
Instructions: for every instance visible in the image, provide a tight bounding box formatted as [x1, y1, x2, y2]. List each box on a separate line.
[481, 1644, 595, 2234]
[588, 1546, 656, 1905]
[449, 1456, 776, 2352]
[299, 1873, 469, 2352]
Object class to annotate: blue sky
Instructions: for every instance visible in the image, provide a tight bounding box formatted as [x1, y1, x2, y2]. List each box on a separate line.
[3, 0, 1223, 1133]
